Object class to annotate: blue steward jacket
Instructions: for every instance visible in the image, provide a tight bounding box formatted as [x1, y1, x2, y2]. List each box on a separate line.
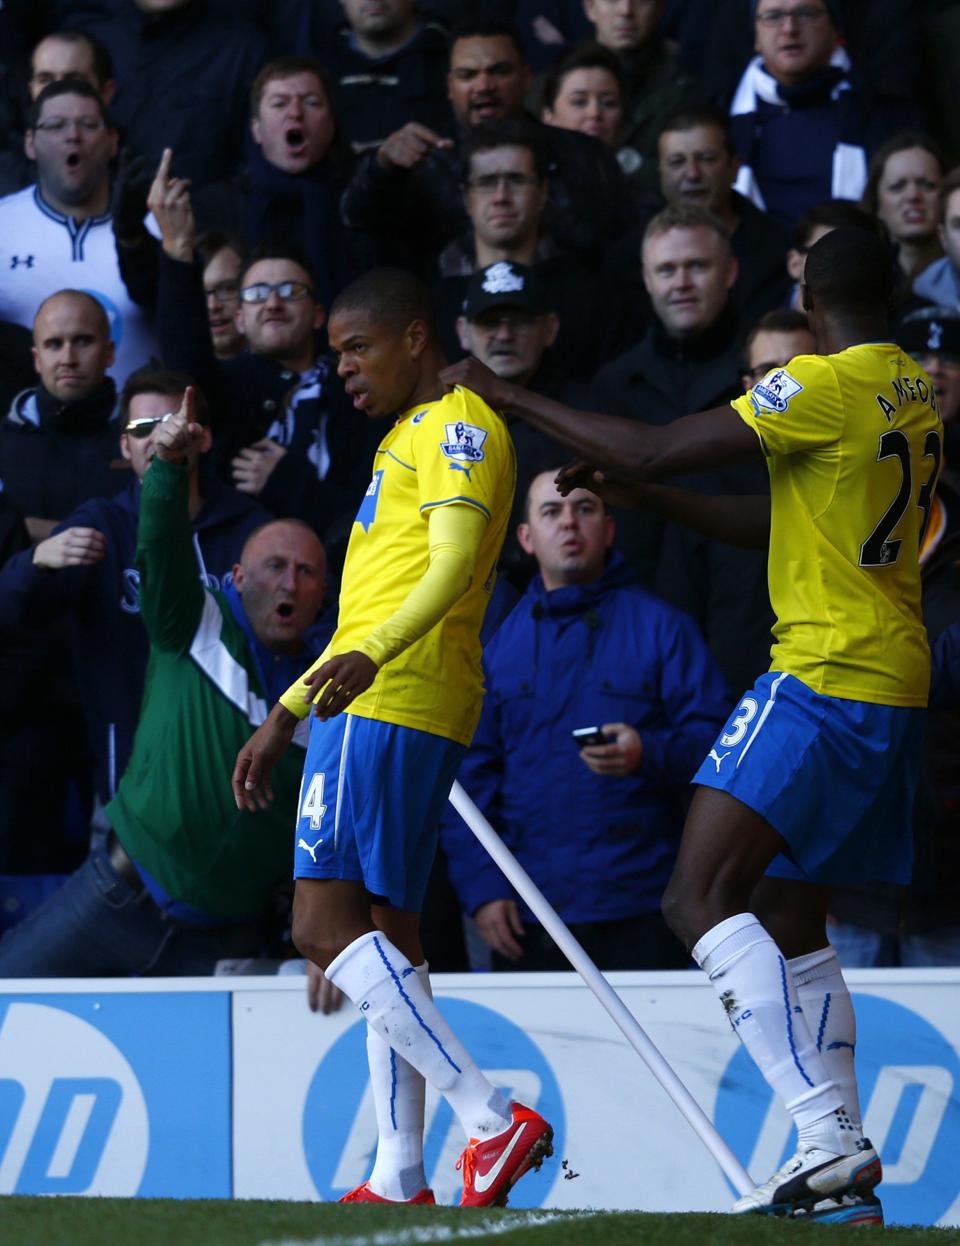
[440, 554, 730, 924]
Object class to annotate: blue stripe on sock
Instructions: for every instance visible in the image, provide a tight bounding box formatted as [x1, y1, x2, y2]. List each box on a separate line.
[389, 1047, 398, 1131]
[372, 936, 461, 1075]
[780, 955, 814, 1087]
[816, 992, 831, 1053]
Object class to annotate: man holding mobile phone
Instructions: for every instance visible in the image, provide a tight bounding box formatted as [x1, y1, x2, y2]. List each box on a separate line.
[440, 467, 729, 971]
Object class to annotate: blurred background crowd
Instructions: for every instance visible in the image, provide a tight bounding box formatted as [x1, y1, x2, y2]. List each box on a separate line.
[1, 0, 959, 978]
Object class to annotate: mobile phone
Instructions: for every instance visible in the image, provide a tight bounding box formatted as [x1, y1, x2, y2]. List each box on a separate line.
[572, 726, 611, 749]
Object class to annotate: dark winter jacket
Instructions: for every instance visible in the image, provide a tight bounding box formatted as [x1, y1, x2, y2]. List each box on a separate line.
[0, 379, 129, 522]
[440, 554, 729, 923]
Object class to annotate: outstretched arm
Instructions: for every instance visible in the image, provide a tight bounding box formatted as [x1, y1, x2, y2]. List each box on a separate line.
[557, 470, 771, 549]
[439, 358, 763, 480]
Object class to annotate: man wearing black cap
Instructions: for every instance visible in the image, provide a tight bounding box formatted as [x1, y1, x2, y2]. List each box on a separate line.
[433, 120, 619, 382]
[455, 260, 592, 586]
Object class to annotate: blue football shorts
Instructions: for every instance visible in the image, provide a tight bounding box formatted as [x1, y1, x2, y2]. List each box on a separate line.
[292, 712, 466, 911]
[692, 671, 926, 886]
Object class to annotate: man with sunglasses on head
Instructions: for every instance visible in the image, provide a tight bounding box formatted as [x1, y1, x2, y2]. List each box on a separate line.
[0, 80, 159, 386]
[148, 151, 373, 553]
[0, 369, 270, 833]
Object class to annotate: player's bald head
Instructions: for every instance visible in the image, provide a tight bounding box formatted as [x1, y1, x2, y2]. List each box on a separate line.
[329, 268, 438, 339]
[33, 289, 110, 339]
[803, 228, 896, 317]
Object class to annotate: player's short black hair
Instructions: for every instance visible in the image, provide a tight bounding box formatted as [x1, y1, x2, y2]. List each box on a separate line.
[448, 15, 525, 64]
[541, 42, 625, 113]
[803, 228, 896, 315]
[31, 29, 114, 87]
[28, 78, 111, 130]
[120, 368, 211, 428]
[461, 118, 549, 184]
[329, 268, 438, 339]
[195, 228, 248, 271]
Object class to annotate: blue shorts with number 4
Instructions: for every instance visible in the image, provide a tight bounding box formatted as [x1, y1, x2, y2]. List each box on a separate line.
[293, 712, 466, 911]
[692, 672, 926, 886]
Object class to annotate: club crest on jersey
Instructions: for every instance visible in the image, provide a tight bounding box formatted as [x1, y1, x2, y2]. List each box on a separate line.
[752, 368, 803, 414]
[440, 420, 487, 463]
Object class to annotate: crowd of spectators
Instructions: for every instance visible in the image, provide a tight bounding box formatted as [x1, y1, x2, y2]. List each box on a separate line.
[0, 0, 959, 977]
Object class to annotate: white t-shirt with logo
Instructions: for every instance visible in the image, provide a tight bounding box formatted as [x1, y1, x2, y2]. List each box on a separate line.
[0, 186, 158, 386]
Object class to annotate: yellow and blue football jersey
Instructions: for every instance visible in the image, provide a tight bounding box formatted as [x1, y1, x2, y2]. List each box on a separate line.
[734, 343, 942, 707]
[300, 385, 515, 745]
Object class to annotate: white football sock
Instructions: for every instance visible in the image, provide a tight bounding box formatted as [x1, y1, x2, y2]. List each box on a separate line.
[789, 946, 863, 1142]
[693, 914, 847, 1146]
[366, 962, 430, 1201]
[327, 931, 511, 1141]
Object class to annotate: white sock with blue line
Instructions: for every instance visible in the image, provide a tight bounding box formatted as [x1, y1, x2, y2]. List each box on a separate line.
[327, 931, 512, 1142]
[365, 962, 431, 1201]
[693, 914, 849, 1151]
[789, 946, 863, 1141]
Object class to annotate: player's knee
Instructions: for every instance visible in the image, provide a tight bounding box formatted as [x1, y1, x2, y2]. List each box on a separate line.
[291, 915, 343, 972]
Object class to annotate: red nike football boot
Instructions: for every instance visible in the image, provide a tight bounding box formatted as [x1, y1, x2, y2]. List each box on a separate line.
[338, 1180, 436, 1205]
[458, 1102, 554, 1208]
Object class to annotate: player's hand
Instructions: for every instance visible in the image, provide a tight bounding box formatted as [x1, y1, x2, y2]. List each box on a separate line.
[580, 722, 643, 777]
[303, 651, 378, 720]
[438, 357, 514, 411]
[376, 122, 453, 171]
[231, 438, 286, 495]
[152, 386, 204, 464]
[32, 526, 106, 570]
[232, 702, 299, 811]
[475, 899, 525, 960]
[306, 961, 345, 1014]
[555, 461, 639, 507]
[147, 147, 195, 261]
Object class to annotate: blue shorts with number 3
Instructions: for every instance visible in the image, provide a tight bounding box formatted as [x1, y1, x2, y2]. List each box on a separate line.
[692, 671, 926, 886]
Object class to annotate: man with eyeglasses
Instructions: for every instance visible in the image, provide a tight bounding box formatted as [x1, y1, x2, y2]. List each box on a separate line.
[342, 15, 631, 274]
[148, 151, 374, 553]
[0, 30, 117, 198]
[0, 80, 159, 386]
[727, 0, 913, 225]
[433, 119, 622, 384]
[0, 369, 271, 842]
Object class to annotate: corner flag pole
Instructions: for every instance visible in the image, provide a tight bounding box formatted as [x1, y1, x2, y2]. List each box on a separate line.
[449, 780, 753, 1197]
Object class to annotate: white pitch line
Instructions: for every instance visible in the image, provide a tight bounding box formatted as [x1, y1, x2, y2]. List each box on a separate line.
[261, 1208, 600, 1246]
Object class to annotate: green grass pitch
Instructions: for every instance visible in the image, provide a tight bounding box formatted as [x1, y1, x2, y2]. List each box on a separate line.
[2, 1200, 958, 1246]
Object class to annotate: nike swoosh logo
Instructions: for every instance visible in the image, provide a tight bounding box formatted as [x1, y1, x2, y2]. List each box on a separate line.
[473, 1124, 527, 1194]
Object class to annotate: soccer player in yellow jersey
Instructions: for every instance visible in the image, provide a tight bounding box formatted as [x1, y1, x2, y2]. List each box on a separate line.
[441, 229, 942, 1224]
[232, 269, 553, 1209]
